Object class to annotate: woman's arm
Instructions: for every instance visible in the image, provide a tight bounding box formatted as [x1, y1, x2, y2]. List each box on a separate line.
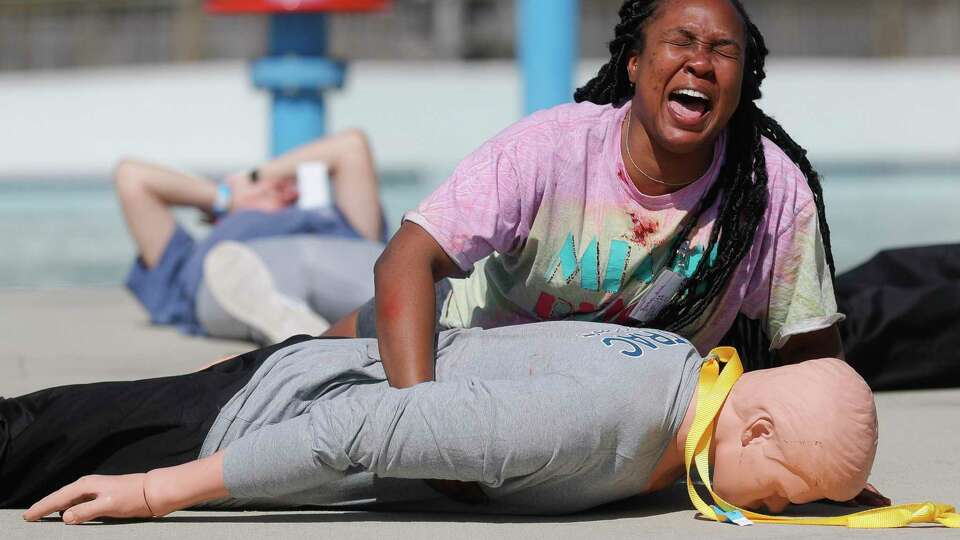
[341, 134, 535, 383]
[373, 222, 460, 388]
[22, 452, 228, 525]
[777, 324, 844, 365]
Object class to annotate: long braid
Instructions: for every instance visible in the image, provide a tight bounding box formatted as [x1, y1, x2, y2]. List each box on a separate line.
[575, 0, 835, 332]
[573, 2, 658, 105]
[756, 113, 836, 277]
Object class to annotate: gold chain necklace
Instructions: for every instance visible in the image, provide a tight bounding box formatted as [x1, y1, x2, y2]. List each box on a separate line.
[622, 114, 699, 188]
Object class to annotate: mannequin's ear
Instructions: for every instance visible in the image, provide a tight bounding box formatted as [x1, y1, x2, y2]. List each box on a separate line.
[741, 415, 774, 447]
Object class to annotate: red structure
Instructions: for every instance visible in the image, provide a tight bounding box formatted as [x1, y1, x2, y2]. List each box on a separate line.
[206, 0, 388, 13]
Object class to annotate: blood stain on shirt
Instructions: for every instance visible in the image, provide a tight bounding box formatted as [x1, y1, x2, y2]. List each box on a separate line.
[627, 210, 659, 246]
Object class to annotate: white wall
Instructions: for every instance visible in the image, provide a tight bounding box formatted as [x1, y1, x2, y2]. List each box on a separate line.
[0, 58, 957, 179]
[760, 59, 960, 165]
[0, 62, 268, 178]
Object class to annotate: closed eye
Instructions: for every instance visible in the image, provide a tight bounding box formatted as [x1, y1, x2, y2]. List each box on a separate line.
[663, 29, 742, 59]
[713, 42, 741, 60]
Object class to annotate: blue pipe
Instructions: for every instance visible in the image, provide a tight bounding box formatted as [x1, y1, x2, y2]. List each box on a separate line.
[253, 13, 346, 156]
[517, 0, 580, 115]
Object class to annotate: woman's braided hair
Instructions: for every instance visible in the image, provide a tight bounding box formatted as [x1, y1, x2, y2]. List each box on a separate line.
[575, 0, 835, 332]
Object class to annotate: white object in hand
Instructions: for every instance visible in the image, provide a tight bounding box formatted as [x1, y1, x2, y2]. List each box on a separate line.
[296, 161, 332, 209]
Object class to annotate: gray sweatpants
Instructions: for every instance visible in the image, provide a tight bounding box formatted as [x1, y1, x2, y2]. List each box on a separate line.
[196, 235, 382, 342]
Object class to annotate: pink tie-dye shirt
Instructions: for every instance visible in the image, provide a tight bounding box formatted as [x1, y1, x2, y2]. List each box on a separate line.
[405, 102, 842, 353]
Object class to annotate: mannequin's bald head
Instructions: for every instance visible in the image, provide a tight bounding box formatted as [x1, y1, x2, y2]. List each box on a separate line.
[711, 358, 878, 512]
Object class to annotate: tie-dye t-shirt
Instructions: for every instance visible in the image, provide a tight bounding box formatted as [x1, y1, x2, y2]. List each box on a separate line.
[404, 102, 842, 353]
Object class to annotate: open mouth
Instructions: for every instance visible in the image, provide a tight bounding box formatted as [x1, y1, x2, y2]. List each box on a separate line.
[668, 88, 712, 123]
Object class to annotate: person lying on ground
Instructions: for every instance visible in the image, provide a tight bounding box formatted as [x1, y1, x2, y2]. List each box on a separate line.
[114, 129, 385, 343]
[2, 321, 879, 523]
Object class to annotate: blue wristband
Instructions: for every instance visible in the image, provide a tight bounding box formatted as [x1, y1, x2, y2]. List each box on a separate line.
[213, 182, 232, 218]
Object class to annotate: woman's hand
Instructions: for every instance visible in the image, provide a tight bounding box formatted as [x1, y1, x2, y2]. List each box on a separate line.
[23, 473, 154, 524]
[850, 482, 892, 507]
[777, 324, 844, 365]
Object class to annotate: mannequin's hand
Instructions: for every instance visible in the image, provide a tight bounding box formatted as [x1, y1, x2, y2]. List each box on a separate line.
[224, 171, 298, 212]
[849, 483, 891, 507]
[23, 474, 154, 524]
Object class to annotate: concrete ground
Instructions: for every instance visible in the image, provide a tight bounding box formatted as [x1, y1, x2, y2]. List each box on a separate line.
[2, 288, 958, 539]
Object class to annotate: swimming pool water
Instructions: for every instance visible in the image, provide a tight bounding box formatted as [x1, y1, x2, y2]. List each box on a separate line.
[1, 172, 958, 288]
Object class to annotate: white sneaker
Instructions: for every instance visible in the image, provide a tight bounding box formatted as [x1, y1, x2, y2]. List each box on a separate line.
[203, 241, 330, 344]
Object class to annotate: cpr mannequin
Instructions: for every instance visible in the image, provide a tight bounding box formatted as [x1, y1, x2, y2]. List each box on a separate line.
[709, 357, 877, 513]
[6, 323, 879, 524]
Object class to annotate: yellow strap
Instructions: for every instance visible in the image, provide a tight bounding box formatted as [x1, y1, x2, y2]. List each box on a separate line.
[685, 347, 960, 528]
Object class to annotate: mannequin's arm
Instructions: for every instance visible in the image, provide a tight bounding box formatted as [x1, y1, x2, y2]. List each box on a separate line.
[25, 374, 596, 524]
[221, 376, 590, 499]
[23, 452, 228, 524]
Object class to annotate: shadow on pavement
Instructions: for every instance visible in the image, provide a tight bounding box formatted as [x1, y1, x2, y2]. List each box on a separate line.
[48, 484, 694, 526]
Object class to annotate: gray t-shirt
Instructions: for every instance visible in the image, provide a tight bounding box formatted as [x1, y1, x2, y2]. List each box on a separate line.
[199, 321, 702, 514]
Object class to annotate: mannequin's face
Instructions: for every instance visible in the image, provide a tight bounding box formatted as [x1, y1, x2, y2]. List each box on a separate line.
[709, 358, 877, 512]
[711, 417, 842, 512]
